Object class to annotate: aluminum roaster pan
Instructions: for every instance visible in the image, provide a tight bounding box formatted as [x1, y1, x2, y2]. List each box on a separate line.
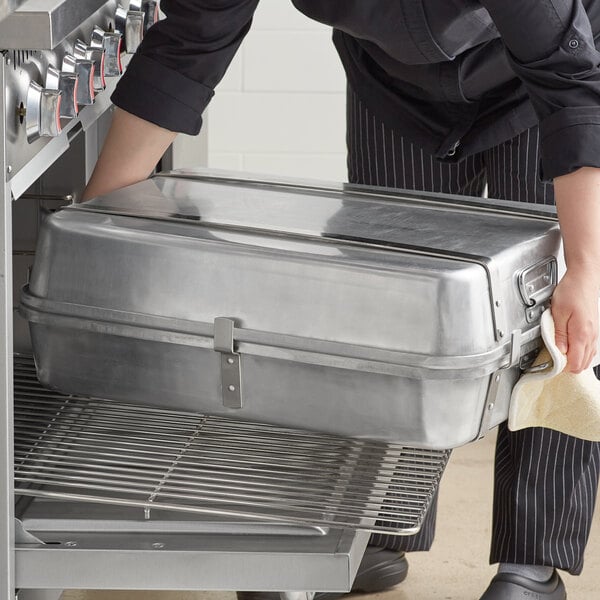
[21, 170, 562, 449]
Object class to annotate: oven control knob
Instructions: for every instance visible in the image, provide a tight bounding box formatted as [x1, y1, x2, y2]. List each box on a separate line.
[62, 54, 96, 106]
[130, 0, 159, 33]
[25, 81, 62, 143]
[91, 26, 123, 77]
[74, 40, 106, 92]
[45, 66, 79, 118]
[115, 4, 145, 54]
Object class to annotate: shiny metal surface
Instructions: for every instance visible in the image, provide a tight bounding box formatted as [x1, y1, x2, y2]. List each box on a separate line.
[0, 0, 109, 50]
[25, 82, 62, 142]
[16, 492, 370, 591]
[14, 356, 448, 535]
[0, 0, 20, 23]
[3, 2, 123, 196]
[24, 81, 43, 142]
[62, 54, 95, 106]
[18, 498, 329, 535]
[77, 172, 561, 352]
[3, 5, 135, 596]
[15, 529, 368, 591]
[3, 9, 140, 598]
[45, 66, 78, 118]
[16, 496, 370, 591]
[23, 172, 560, 447]
[38, 87, 62, 138]
[74, 39, 105, 91]
[115, 5, 144, 53]
[91, 26, 122, 77]
[0, 55, 17, 600]
[124, 9, 144, 53]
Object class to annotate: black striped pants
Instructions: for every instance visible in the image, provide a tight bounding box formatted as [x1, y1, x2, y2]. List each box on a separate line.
[347, 87, 600, 575]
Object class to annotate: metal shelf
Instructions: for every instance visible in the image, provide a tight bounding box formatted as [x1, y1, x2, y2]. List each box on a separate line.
[14, 355, 449, 536]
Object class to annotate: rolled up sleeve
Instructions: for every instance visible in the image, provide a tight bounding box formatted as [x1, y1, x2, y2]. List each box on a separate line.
[112, 0, 259, 135]
[482, 0, 600, 179]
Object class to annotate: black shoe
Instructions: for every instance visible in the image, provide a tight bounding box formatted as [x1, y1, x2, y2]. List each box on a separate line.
[236, 546, 408, 600]
[479, 570, 566, 600]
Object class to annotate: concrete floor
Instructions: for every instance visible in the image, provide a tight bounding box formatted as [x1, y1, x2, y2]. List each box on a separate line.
[60, 430, 600, 600]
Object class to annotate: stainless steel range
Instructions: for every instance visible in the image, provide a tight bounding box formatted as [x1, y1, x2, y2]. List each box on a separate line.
[1, 2, 164, 597]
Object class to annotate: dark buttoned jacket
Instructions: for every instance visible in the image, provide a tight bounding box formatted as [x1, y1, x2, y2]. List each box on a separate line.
[113, 0, 600, 179]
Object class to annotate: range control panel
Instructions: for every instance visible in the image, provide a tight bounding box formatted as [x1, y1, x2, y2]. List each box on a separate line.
[2, 0, 158, 198]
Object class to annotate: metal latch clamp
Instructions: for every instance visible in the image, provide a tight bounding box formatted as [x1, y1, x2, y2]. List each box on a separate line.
[517, 257, 558, 323]
[214, 317, 243, 409]
[477, 329, 522, 439]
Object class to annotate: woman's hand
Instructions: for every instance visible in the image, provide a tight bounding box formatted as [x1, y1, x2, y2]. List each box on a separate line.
[553, 167, 600, 372]
[550, 269, 599, 373]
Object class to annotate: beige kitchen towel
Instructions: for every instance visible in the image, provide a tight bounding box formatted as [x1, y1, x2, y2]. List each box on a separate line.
[509, 306, 600, 441]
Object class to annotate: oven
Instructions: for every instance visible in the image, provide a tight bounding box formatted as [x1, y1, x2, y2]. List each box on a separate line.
[0, 4, 449, 599]
[1, 2, 140, 596]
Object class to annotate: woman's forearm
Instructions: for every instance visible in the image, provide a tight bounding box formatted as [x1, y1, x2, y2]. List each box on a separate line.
[82, 108, 177, 201]
[551, 166, 600, 371]
[555, 167, 600, 284]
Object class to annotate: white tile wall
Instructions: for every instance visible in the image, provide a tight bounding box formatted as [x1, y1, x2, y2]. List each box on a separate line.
[242, 32, 345, 92]
[252, 0, 325, 30]
[171, 129, 208, 170]
[243, 154, 347, 180]
[209, 93, 345, 153]
[205, 0, 348, 182]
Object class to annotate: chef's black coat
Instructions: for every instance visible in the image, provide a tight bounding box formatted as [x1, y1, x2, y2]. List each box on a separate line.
[112, 0, 600, 180]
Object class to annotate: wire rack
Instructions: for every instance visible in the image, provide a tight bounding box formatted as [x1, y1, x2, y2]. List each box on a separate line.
[13, 355, 450, 535]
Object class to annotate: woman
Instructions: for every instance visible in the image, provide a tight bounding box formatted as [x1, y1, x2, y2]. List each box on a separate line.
[84, 2, 600, 598]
